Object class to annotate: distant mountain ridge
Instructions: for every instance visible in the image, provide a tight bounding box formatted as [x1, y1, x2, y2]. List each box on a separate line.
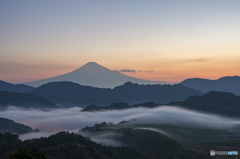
[180, 76, 240, 95]
[23, 62, 171, 88]
[30, 81, 203, 106]
[82, 91, 240, 118]
[170, 91, 240, 117]
[81, 102, 160, 112]
[0, 91, 58, 109]
[0, 80, 34, 93]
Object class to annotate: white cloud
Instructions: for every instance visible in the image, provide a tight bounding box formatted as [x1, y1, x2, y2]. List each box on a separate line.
[0, 106, 239, 141]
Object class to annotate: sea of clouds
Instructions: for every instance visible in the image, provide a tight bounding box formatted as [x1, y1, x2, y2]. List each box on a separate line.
[0, 106, 239, 141]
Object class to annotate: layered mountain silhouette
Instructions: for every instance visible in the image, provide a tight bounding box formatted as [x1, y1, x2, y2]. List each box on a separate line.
[30, 81, 203, 106]
[81, 91, 240, 118]
[23, 62, 171, 88]
[180, 76, 240, 95]
[170, 91, 240, 117]
[0, 91, 58, 109]
[0, 80, 34, 93]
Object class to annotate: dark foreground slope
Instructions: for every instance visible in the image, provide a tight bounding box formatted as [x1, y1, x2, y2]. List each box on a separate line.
[81, 125, 212, 159]
[180, 76, 240, 95]
[30, 81, 202, 106]
[0, 130, 212, 159]
[0, 80, 34, 93]
[0, 91, 58, 109]
[0, 117, 38, 135]
[0, 131, 145, 159]
[170, 91, 240, 117]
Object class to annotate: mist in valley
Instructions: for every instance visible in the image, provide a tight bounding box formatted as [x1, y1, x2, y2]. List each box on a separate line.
[0, 105, 240, 144]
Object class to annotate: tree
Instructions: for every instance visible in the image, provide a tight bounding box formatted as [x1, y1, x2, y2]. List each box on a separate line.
[10, 147, 47, 159]
[10, 147, 33, 159]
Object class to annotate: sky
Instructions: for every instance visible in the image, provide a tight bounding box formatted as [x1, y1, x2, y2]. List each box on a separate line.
[1, 0, 240, 83]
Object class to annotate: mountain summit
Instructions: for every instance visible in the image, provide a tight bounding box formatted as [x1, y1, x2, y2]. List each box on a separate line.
[23, 62, 171, 88]
[74, 62, 109, 71]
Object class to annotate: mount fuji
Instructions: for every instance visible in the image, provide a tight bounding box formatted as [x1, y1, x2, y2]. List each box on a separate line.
[23, 62, 171, 88]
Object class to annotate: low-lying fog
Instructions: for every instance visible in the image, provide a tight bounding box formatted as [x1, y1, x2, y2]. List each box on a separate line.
[0, 106, 240, 141]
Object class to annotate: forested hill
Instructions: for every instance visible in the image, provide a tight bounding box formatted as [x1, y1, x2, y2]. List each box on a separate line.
[170, 91, 240, 117]
[81, 102, 160, 112]
[0, 130, 212, 159]
[81, 125, 212, 159]
[0, 131, 145, 159]
[0, 117, 38, 135]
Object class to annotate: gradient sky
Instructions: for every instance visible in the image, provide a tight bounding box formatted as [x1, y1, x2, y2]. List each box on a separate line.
[1, 0, 240, 83]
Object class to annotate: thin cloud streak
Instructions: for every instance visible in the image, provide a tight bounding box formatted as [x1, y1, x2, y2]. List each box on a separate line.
[181, 58, 209, 63]
[119, 69, 136, 73]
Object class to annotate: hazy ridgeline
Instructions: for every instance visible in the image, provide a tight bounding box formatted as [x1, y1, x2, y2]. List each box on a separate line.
[0, 106, 239, 142]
